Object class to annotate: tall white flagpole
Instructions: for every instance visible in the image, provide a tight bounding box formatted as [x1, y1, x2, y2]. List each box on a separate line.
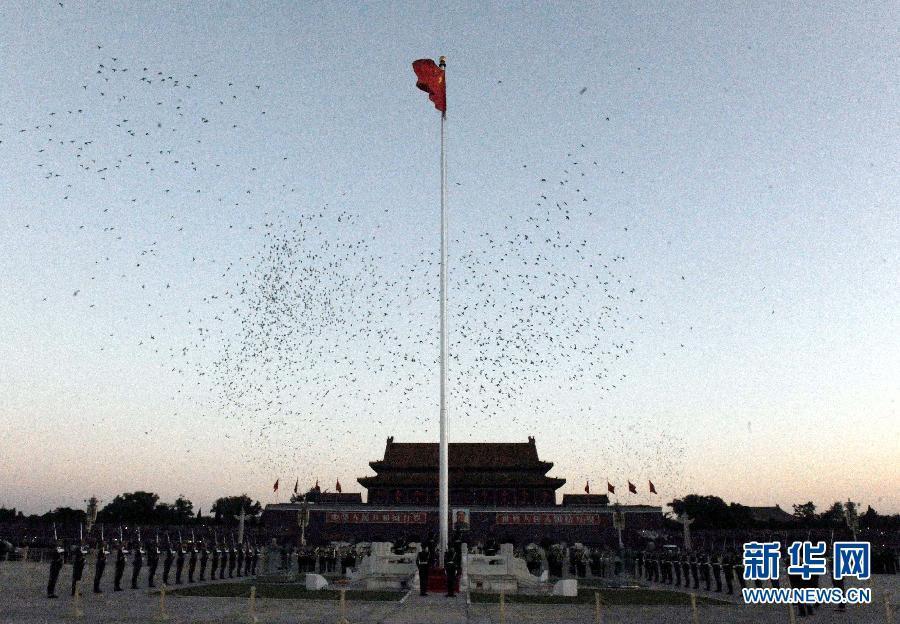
[438, 55, 449, 564]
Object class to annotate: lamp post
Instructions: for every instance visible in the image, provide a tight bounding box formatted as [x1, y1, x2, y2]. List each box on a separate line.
[297, 499, 310, 547]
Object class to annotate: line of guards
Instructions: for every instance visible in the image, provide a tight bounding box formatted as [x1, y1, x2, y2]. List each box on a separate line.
[45, 539, 261, 598]
[635, 550, 742, 594]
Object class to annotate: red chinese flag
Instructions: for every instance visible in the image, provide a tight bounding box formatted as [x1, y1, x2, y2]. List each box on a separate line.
[648, 480, 657, 494]
[607, 482, 615, 495]
[273, 478, 279, 493]
[628, 481, 637, 494]
[336, 479, 342, 493]
[412, 58, 446, 115]
[584, 481, 590, 494]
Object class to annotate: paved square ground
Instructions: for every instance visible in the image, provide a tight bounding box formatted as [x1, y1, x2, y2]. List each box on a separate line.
[1, 561, 895, 623]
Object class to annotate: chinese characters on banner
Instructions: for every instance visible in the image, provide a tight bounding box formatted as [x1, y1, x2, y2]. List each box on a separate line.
[495, 512, 613, 526]
[325, 511, 427, 524]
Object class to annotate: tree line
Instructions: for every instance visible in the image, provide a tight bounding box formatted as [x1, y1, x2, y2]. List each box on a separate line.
[668, 494, 900, 530]
[0, 492, 263, 527]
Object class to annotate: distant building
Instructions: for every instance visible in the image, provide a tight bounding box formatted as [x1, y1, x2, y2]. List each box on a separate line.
[262, 437, 662, 545]
[748, 505, 797, 524]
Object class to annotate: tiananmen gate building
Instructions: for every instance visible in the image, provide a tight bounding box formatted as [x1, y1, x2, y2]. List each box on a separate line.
[261, 437, 663, 545]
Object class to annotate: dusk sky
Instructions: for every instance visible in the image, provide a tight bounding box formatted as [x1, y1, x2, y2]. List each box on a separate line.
[1, 2, 897, 517]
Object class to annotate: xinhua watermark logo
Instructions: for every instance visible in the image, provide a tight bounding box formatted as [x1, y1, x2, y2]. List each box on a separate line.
[741, 541, 871, 605]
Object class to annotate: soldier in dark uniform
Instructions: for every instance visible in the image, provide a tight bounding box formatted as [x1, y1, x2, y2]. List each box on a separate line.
[236, 543, 244, 578]
[228, 543, 237, 578]
[251, 544, 260, 576]
[162, 541, 175, 586]
[734, 550, 746, 590]
[445, 544, 459, 597]
[244, 544, 252, 576]
[113, 540, 127, 592]
[417, 545, 431, 595]
[712, 553, 723, 592]
[71, 543, 87, 596]
[199, 541, 208, 581]
[130, 540, 143, 589]
[93, 540, 108, 593]
[219, 543, 228, 580]
[147, 540, 159, 588]
[682, 553, 691, 588]
[211, 541, 220, 580]
[636, 551, 644, 579]
[47, 540, 64, 598]
[187, 541, 197, 583]
[175, 542, 186, 584]
[722, 551, 734, 594]
[701, 551, 711, 590]
[674, 553, 682, 586]
[690, 553, 700, 589]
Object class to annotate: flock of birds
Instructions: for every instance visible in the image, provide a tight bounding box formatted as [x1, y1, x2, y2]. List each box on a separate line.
[4, 41, 689, 491]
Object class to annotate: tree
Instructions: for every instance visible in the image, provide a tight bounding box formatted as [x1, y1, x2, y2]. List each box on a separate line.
[42, 507, 87, 524]
[793, 501, 817, 523]
[0, 507, 17, 522]
[170, 497, 194, 524]
[97, 491, 160, 524]
[211, 495, 262, 524]
[820, 501, 845, 527]
[669, 495, 751, 529]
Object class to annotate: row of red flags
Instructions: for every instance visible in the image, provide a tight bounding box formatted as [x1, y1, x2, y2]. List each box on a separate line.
[585, 480, 658, 495]
[273, 479, 342, 494]
[274, 478, 656, 497]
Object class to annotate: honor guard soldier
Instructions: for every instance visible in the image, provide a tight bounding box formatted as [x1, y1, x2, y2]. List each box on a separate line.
[113, 540, 127, 592]
[162, 540, 175, 586]
[93, 540, 108, 593]
[712, 553, 723, 592]
[681, 553, 691, 588]
[219, 543, 228, 580]
[700, 551, 711, 591]
[147, 540, 159, 588]
[722, 551, 734, 594]
[636, 551, 644, 579]
[211, 541, 220, 580]
[236, 542, 244, 578]
[47, 539, 64, 598]
[244, 543, 252, 576]
[175, 541, 186, 584]
[416, 545, 431, 596]
[734, 549, 746, 590]
[199, 541, 208, 581]
[251, 543, 261, 576]
[131, 540, 144, 589]
[228, 543, 237, 578]
[689, 552, 700, 589]
[187, 541, 197, 583]
[445, 544, 459, 597]
[71, 543, 87, 596]
[674, 552, 682, 586]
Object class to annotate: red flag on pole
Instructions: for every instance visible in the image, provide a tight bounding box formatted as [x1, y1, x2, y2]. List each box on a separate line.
[336, 479, 342, 493]
[273, 478, 279, 493]
[607, 482, 615, 495]
[628, 481, 637, 494]
[584, 481, 590, 494]
[412, 58, 446, 115]
[648, 480, 657, 494]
